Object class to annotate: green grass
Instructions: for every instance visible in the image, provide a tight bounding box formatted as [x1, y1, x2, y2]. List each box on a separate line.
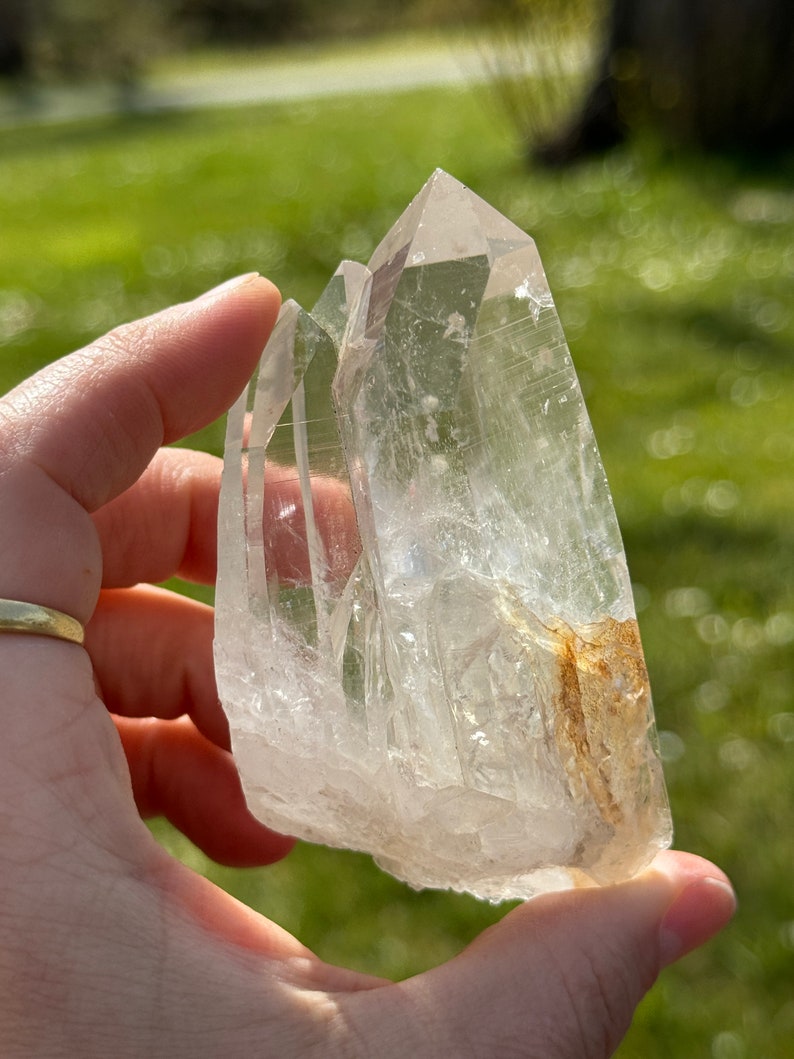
[1, 68, 793, 1058]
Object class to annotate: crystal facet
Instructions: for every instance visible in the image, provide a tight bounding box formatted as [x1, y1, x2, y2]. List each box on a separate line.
[214, 170, 672, 901]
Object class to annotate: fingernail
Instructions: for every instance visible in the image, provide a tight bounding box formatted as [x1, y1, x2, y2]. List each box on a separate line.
[195, 273, 262, 301]
[658, 876, 737, 967]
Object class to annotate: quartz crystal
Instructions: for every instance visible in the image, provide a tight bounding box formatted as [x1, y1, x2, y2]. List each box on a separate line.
[214, 170, 672, 902]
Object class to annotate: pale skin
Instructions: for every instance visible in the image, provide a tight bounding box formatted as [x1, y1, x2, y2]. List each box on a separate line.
[0, 274, 736, 1057]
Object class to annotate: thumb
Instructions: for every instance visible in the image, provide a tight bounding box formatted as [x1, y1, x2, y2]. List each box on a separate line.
[396, 851, 736, 1059]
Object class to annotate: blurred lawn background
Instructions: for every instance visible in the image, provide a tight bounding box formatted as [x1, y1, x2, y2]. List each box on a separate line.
[1, 25, 793, 1059]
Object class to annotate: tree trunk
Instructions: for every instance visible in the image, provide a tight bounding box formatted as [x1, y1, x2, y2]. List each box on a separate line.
[0, 0, 33, 78]
[538, 0, 794, 163]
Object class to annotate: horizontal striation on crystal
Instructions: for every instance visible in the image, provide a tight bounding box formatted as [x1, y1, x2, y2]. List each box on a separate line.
[214, 170, 672, 901]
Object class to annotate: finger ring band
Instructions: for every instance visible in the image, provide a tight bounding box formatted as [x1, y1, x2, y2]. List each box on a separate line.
[0, 599, 85, 645]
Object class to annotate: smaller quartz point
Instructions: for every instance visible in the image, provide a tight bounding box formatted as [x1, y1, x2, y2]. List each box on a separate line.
[214, 170, 672, 902]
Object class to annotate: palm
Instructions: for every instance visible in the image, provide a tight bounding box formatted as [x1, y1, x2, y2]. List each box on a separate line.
[0, 277, 734, 1058]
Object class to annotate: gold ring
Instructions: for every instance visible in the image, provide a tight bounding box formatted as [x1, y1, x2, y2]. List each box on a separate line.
[0, 599, 85, 645]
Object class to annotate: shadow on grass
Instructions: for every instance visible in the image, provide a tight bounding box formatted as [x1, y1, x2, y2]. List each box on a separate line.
[625, 512, 794, 603]
[673, 305, 790, 365]
[592, 282, 791, 370]
[0, 106, 195, 156]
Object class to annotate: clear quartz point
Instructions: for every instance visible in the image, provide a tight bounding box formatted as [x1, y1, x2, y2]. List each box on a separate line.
[214, 170, 672, 902]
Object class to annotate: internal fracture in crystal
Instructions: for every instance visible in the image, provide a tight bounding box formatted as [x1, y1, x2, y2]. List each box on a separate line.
[214, 170, 672, 902]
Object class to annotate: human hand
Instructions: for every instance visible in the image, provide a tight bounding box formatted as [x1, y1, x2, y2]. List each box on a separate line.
[0, 276, 735, 1058]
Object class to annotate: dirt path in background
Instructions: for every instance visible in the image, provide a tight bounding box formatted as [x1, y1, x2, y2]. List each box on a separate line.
[0, 38, 503, 128]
